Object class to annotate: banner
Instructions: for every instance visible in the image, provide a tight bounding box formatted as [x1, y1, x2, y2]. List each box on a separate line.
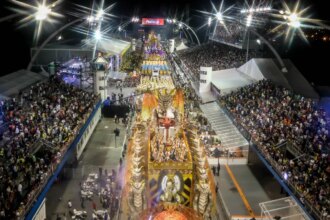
[142, 18, 164, 26]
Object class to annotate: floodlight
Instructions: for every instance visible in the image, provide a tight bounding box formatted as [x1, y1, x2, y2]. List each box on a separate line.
[94, 29, 102, 40]
[35, 4, 51, 20]
[246, 14, 252, 27]
[288, 13, 301, 28]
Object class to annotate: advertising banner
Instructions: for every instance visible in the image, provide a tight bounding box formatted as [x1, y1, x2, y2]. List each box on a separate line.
[142, 18, 165, 26]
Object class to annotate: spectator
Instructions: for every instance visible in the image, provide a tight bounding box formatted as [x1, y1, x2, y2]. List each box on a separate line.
[0, 76, 98, 218]
[221, 79, 330, 217]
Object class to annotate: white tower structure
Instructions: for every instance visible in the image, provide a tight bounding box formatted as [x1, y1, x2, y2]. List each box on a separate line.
[199, 66, 212, 93]
[93, 53, 109, 101]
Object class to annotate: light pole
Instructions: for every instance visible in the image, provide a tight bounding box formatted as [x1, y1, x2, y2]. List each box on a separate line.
[27, 18, 85, 71]
[213, 17, 288, 73]
[177, 21, 201, 45]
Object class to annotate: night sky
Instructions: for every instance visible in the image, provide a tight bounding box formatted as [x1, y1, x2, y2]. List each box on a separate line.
[0, 0, 329, 86]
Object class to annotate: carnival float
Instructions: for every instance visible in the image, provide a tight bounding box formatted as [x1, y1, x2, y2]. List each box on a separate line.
[121, 32, 216, 220]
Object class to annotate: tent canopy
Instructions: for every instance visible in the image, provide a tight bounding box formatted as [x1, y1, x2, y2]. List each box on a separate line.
[83, 37, 130, 56]
[211, 58, 319, 99]
[211, 68, 256, 95]
[107, 71, 127, 81]
[0, 69, 48, 98]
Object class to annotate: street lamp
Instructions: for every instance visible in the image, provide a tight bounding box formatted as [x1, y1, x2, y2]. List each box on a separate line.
[198, 5, 288, 73]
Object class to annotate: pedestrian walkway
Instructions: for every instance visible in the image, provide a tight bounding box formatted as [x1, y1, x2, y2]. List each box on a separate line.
[45, 118, 126, 220]
[200, 102, 248, 148]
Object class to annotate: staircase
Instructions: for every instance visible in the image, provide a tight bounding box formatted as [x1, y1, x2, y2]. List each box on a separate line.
[200, 102, 248, 149]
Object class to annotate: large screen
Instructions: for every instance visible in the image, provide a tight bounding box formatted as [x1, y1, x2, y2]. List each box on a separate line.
[142, 18, 164, 26]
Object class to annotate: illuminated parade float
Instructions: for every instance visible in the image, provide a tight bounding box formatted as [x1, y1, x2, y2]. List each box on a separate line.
[122, 33, 216, 220]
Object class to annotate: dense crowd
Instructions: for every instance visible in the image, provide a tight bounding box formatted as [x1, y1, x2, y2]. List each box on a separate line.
[120, 50, 143, 73]
[211, 23, 245, 46]
[122, 76, 140, 88]
[0, 76, 98, 218]
[221, 79, 330, 218]
[177, 42, 252, 76]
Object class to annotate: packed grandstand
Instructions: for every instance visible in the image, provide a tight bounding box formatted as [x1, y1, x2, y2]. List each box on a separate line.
[220, 79, 329, 217]
[0, 76, 99, 218]
[0, 32, 329, 220]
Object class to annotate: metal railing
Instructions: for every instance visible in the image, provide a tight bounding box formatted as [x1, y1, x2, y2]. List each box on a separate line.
[20, 97, 102, 219]
[218, 102, 323, 220]
[116, 110, 136, 220]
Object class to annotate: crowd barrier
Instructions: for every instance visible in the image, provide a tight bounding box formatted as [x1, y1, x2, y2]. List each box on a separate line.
[217, 101, 321, 220]
[24, 99, 102, 220]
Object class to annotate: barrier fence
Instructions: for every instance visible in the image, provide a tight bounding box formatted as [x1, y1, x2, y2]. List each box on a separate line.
[217, 100, 321, 220]
[24, 98, 102, 219]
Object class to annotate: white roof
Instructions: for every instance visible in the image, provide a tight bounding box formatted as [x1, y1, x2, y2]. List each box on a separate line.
[107, 71, 127, 81]
[211, 58, 319, 99]
[83, 37, 130, 55]
[176, 41, 189, 51]
[211, 68, 256, 95]
[0, 69, 48, 98]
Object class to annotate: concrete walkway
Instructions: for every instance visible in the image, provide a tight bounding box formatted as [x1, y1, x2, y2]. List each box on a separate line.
[213, 162, 285, 219]
[45, 118, 126, 220]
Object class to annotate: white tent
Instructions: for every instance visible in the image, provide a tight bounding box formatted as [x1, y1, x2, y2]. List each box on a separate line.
[211, 68, 256, 95]
[0, 69, 48, 98]
[83, 37, 130, 55]
[210, 58, 319, 99]
[107, 71, 127, 81]
[176, 41, 189, 51]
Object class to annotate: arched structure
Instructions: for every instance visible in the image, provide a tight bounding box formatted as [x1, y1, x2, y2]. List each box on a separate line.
[27, 18, 84, 71]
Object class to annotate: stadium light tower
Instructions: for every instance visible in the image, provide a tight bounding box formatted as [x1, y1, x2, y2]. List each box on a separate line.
[35, 3, 51, 20]
[269, 0, 328, 46]
[94, 29, 102, 40]
[27, 1, 118, 70]
[27, 17, 87, 71]
[171, 19, 200, 45]
[286, 13, 301, 28]
[216, 12, 224, 24]
[246, 14, 253, 27]
[199, 3, 288, 73]
[208, 17, 212, 26]
[6, 0, 63, 43]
